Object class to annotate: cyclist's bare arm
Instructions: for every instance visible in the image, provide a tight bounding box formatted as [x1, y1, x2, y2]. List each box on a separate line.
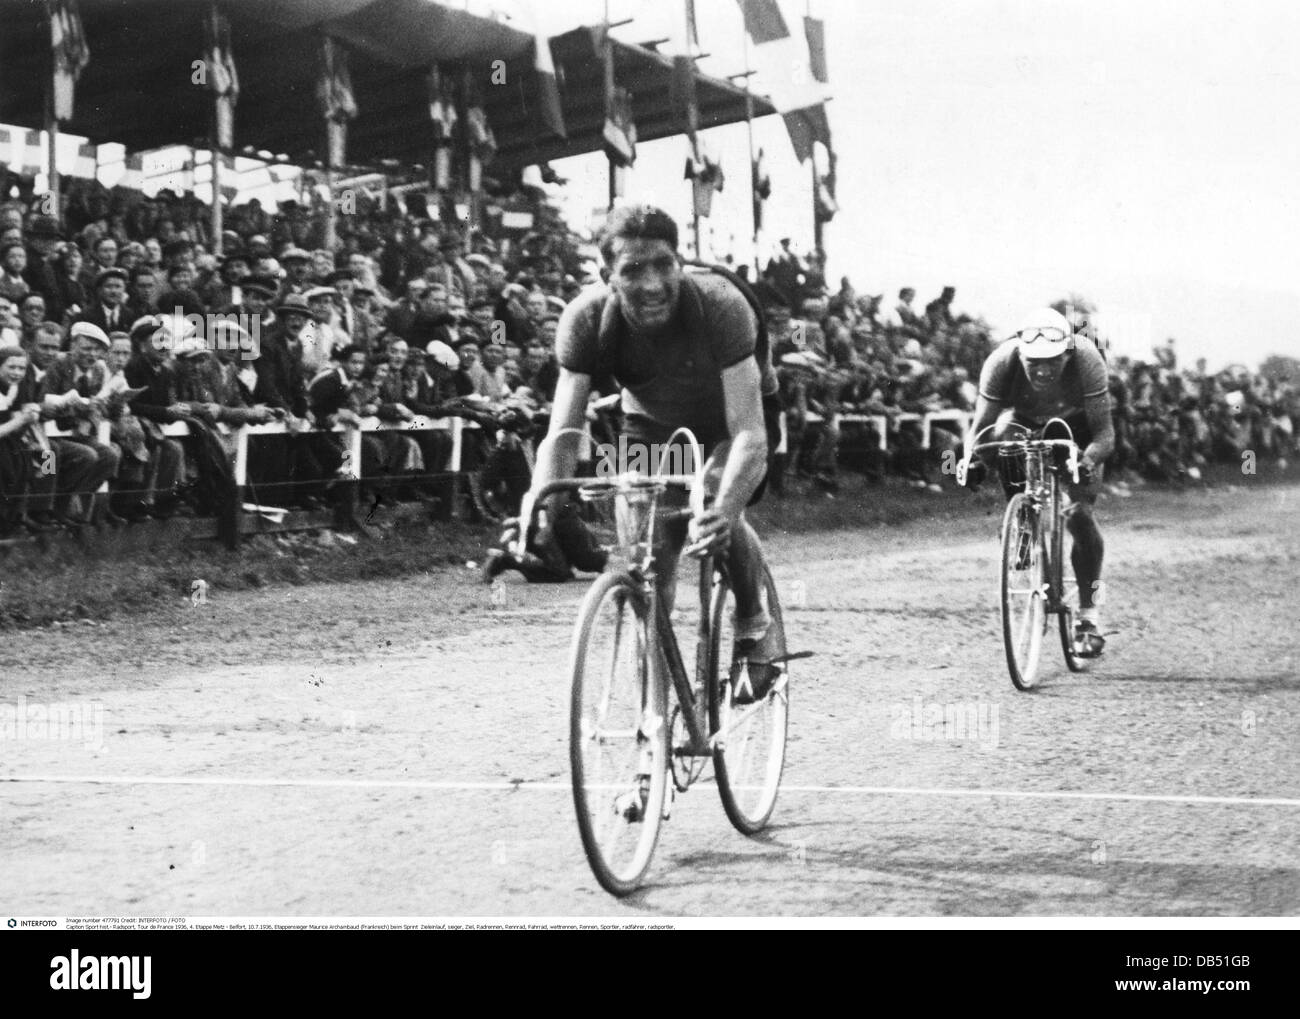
[528, 366, 593, 539]
[1081, 392, 1114, 471]
[968, 393, 1004, 460]
[691, 357, 767, 552]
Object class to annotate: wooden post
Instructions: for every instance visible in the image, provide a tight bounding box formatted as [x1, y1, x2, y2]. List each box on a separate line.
[44, 94, 60, 222]
[210, 101, 224, 255]
[811, 156, 823, 255]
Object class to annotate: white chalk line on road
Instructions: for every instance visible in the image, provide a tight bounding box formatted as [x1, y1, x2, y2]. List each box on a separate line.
[3, 774, 1300, 808]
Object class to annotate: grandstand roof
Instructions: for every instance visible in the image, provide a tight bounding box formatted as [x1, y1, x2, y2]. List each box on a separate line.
[0, 0, 774, 172]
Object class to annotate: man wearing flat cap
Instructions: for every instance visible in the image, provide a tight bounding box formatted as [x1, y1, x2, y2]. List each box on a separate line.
[327, 268, 373, 349]
[277, 247, 314, 302]
[41, 320, 125, 524]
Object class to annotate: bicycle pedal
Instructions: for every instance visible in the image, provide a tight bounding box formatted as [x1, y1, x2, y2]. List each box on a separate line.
[771, 651, 813, 663]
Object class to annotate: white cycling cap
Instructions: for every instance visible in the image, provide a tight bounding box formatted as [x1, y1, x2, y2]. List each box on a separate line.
[1014, 307, 1073, 359]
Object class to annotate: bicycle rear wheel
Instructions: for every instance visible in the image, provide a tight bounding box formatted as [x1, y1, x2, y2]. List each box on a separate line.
[707, 563, 789, 835]
[1001, 492, 1047, 691]
[570, 570, 668, 896]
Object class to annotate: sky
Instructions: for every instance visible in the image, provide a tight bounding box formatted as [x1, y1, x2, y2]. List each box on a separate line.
[516, 0, 1300, 370]
[8, 0, 1296, 370]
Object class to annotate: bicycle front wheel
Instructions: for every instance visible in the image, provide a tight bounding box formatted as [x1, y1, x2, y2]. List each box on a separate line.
[707, 564, 789, 835]
[1001, 492, 1047, 691]
[570, 571, 668, 896]
[1052, 496, 1089, 674]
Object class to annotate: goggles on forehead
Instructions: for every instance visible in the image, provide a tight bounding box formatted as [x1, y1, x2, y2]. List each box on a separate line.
[1015, 326, 1071, 345]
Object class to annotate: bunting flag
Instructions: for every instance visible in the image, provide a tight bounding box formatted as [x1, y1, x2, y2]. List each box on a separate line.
[686, 147, 725, 217]
[532, 25, 566, 140]
[427, 64, 457, 190]
[735, 0, 831, 163]
[603, 87, 637, 168]
[73, 142, 96, 178]
[21, 130, 43, 177]
[316, 36, 358, 167]
[752, 146, 772, 230]
[50, 0, 90, 122]
[220, 154, 239, 203]
[464, 71, 496, 195]
[815, 148, 838, 222]
[464, 81, 497, 166]
[592, 25, 635, 169]
[204, 4, 240, 149]
[671, 55, 699, 139]
[119, 152, 144, 190]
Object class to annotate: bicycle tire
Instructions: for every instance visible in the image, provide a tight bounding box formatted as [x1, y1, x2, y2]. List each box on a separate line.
[707, 562, 789, 835]
[570, 570, 668, 896]
[1001, 492, 1047, 691]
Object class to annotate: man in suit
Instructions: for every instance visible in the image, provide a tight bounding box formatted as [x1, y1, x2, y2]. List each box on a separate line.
[124, 265, 161, 325]
[20, 321, 110, 527]
[78, 268, 132, 335]
[21, 215, 62, 304]
[201, 245, 251, 311]
[41, 321, 123, 524]
[329, 269, 374, 350]
[122, 317, 187, 518]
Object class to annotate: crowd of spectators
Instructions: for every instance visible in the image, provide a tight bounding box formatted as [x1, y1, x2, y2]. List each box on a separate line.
[0, 177, 585, 537]
[745, 243, 1299, 496]
[1, 176, 1296, 541]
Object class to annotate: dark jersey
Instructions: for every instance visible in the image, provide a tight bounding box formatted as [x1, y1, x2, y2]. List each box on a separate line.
[557, 272, 777, 446]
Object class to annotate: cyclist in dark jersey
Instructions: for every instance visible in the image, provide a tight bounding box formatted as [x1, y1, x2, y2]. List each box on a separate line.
[963, 308, 1115, 655]
[523, 204, 781, 701]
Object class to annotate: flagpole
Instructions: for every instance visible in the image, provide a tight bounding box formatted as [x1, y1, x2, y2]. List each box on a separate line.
[44, 98, 60, 224]
[811, 154, 822, 256]
[210, 110, 224, 256]
[604, 1, 616, 212]
[44, 24, 61, 224]
[738, 16, 759, 274]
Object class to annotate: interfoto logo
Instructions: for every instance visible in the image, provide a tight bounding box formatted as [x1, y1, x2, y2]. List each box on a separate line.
[50, 951, 151, 999]
[153, 308, 261, 360]
[0, 696, 104, 750]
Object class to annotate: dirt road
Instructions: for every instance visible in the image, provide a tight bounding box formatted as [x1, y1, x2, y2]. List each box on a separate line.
[3, 480, 1297, 917]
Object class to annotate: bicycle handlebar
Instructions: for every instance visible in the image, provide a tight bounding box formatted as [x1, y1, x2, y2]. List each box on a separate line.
[958, 438, 1082, 487]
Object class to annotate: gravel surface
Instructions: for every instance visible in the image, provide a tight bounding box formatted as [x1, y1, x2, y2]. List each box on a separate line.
[2, 480, 1297, 916]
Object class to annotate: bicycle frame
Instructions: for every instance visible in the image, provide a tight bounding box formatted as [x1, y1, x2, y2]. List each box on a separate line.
[967, 418, 1082, 613]
[520, 427, 720, 754]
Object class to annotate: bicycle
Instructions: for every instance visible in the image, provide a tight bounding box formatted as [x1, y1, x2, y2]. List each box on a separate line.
[960, 419, 1095, 691]
[514, 428, 805, 896]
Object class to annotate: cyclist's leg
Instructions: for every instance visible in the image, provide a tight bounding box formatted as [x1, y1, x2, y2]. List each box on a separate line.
[697, 437, 768, 638]
[1052, 415, 1106, 617]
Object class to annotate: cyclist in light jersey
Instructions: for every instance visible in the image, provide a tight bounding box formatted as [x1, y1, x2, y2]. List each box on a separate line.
[964, 307, 1115, 654]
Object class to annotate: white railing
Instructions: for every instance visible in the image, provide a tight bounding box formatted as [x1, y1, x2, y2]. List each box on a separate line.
[802, 409, 974, 450]
[45, 416, 478, 497]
